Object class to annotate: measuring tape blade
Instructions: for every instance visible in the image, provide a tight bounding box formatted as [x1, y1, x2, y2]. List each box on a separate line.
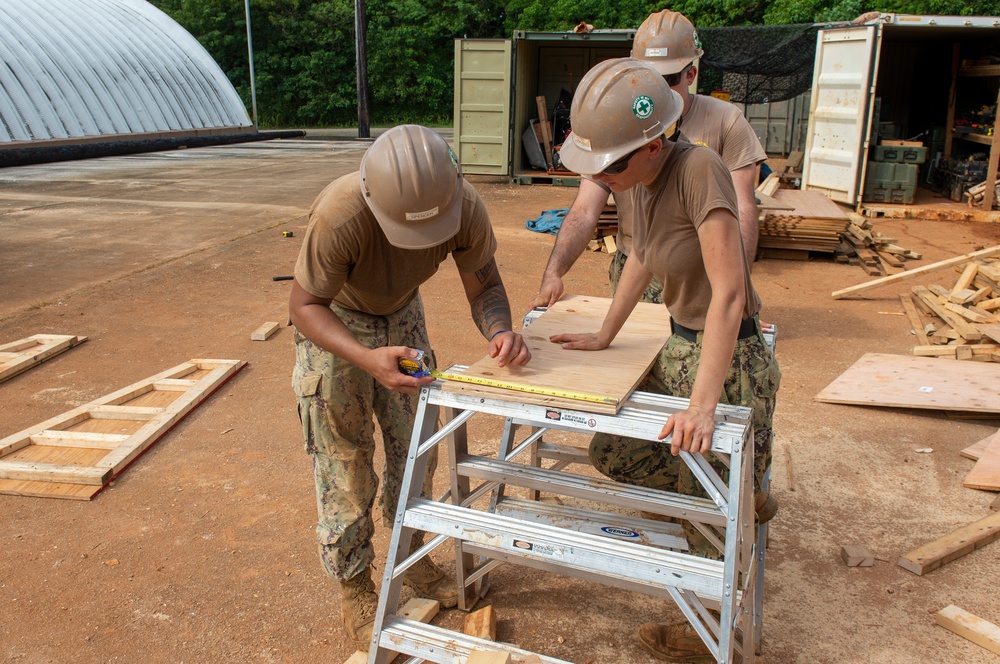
[430, 370, 618, 406]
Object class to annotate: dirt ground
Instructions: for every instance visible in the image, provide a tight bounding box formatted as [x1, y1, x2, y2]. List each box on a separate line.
[2, 137, 1000, 664]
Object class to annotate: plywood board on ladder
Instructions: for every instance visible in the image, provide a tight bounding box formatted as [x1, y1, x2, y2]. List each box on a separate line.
[0, 359, 245, 500]
[439, 294, 670, 414]
[0, 334, 88, 383]
[815, 353, 1000, 413]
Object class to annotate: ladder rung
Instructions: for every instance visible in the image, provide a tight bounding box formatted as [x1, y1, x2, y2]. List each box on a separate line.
[378, 616, 573, 663]
[534, 441, 589, 465]
[458, 455, 727, 527]
[403, 498, 726, 598]
[495, 496, 689, 551]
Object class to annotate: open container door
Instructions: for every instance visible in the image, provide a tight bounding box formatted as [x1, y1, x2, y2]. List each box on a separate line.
[453, 39, 512, 175]
[801, 25, 882, 205]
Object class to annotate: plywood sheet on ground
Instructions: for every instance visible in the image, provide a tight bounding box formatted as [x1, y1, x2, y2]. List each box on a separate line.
[815, 353, 1000, 413]
[0, 359, 245, 500]
[438, 295, 670, 413]
[0, 334, 88, 383]
[965, 435, 1000, 491]
[961, 429, 1000, 461]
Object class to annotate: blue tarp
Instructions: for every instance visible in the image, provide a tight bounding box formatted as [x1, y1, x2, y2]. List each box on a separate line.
[525, 208, 569, 235]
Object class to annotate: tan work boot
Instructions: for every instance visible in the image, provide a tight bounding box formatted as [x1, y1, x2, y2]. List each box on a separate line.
[402, 555, 459, 608]
[637, 619, 715, 663]
[755, 490, 778, 524]
[339, 568, 379, 652]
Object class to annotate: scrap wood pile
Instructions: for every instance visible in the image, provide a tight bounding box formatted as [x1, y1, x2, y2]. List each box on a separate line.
[834, 213, 923, 276]
[820, 248, 1000, 654]
[831, 244, 1000, 359]
[965, 180, 1000, 209]
[900, 258, 1000, 361]
[754, 175, 922, 275]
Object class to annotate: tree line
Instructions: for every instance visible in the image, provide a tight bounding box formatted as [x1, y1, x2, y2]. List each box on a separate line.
[150, 1, 1000, 128]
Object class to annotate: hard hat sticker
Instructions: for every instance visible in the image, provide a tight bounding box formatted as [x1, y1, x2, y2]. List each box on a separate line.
[573, 134, 592, 151]
[693, 31, 702, 49]
[633, 95, 654, 120]
[406, 207, 439, 221]
[645, 47, 668, 57]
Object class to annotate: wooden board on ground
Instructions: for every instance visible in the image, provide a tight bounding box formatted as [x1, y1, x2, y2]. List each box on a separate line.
[962, 429, 1000, 460]
[438, 295, 670, 414]
[832, 244, 1000, 299]
[343, 597, 441, 664]
[935, 605, 1000, 655]
[897, 511, 1000, 575]
[964, 435, 1000, 491]
[250, 321, 280, 341]
[0, 334, 88, 383]
[0, 359, 245, 500]
[463, 605, 498, 641]
[840, 545, 874, 567]
[815, 353, 1000, 413]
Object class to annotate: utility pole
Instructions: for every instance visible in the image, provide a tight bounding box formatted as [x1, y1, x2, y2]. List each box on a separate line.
[244, 0, 258, 129]
[355, 0, 370, 138]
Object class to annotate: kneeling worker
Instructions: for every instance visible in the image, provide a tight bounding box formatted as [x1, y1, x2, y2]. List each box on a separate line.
[289, 125, 531, 651]
[553, 59, 780, 662]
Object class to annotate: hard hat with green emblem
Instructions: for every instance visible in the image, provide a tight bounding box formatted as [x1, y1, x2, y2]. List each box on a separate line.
[558, 58, 684, 176]
[360, 124, 463, 249]
[631, 9, 704, 76]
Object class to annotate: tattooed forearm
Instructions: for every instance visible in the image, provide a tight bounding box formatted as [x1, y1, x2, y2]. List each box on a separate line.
[471, 286, 512, 338]
[474, 260, 497, 285]
[464, 258, 513, 338]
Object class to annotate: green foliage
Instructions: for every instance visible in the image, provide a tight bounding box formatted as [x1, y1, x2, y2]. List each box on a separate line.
[367, 0, 506, 124]
[150, 0, 1000, 127]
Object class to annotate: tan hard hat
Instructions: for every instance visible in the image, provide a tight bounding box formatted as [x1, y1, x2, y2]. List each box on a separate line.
[559, 58, 683, 176]
[631, 9, 704, 76]
[360, 125, 463, 249]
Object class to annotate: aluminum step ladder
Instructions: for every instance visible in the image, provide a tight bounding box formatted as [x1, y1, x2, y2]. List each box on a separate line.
[367, 371, 759, 664]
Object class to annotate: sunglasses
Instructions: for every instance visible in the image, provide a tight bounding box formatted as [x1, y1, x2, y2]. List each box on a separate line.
[601, 146, 642, 175]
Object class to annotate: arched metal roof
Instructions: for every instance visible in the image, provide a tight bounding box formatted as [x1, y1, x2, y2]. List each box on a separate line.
[0, 0, 252, 145]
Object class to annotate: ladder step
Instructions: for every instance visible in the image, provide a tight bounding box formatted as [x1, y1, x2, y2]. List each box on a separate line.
[458, 455, 726, 527]
[534, 441, 589, 465]
[402, 498, 726, 598]
[379, 617, 572, 663]
[495, 496, 689, 551]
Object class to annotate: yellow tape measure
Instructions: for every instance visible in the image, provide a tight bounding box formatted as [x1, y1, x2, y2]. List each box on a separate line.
[430, 370, 618, 406]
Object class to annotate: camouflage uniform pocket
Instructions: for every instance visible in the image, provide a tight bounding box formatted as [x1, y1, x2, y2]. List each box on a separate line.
[292, 370, 322, 454]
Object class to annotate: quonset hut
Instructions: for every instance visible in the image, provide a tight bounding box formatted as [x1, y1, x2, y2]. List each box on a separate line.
[0, 0, 259, 163]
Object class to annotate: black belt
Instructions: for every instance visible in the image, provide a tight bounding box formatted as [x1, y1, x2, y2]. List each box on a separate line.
[670, 316, 757, 343]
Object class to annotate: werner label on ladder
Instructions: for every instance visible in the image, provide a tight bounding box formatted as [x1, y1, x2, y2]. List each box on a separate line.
[367, 297, 768, 664]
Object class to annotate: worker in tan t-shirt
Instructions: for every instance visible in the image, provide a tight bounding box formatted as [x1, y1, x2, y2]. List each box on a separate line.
[553, 59, 780, 663]
[532, 9, 766, 310]
[289, 125, 530, 652]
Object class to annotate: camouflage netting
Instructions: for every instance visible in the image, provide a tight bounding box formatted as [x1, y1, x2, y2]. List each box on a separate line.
[697, 24, 820, 104]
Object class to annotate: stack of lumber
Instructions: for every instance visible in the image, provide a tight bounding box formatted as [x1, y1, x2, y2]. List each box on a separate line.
[965, 180, 1000, 209]
[758, 187, 851, 254]
[834, 213, 923, 276]
[900, 258, 1000, 361]
[587, 193, 619, 254]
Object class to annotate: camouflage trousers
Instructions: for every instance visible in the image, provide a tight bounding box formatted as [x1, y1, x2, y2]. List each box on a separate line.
[292, 294, 437, 582]
[588, 319, 781, 559]
[609, 248, 664, 304]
